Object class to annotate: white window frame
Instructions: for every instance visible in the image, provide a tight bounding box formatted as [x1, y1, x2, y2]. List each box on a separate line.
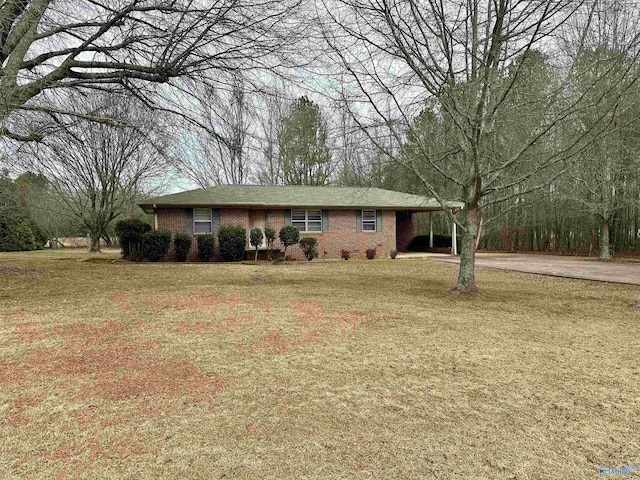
[362, 210, 377, 232]
[291, 209, 322, 233]
[193, 208, 212, 234]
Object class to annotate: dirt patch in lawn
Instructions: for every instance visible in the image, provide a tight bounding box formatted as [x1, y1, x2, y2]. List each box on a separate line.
[0, 265, 38, 275]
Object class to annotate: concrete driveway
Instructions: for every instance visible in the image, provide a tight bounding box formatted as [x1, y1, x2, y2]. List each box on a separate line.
[411, 253, 640, 286]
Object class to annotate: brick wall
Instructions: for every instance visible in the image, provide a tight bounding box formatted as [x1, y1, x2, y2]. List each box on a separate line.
[157, 207, 399, 260]
[267, 209, 396, 260]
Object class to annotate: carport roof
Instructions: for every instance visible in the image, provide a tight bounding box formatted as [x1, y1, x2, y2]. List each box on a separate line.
[139, 185, 462, 212]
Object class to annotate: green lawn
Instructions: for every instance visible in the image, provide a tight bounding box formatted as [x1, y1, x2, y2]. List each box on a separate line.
[1, 250, 639, 479]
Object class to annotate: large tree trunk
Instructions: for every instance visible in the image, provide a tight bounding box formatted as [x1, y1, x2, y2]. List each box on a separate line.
[599, 221, 611, 261]
[89, 233, 102, 253]
[453, 207, 480, 295]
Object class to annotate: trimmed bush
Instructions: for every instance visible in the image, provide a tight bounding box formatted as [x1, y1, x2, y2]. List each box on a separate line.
[390, 249, 398, 259]
[197, 234, 215, 262]
[115, 218, 151, 260]
[279, 225, 300, 259]
[300, 237, 318, 261]
[174, 233, 192, 262]
[366, 247, 377, 259]
[250, 227, 264, 262]
[341, 249, 351, 260]
[218, 225, 246, 262]
[264, 226, 276, 260]
[142, 230, 172, 262]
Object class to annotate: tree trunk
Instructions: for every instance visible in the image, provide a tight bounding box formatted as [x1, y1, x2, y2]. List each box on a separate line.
[255, 247, 259, 262]
[89, 233, 101, 253]
[453, 207, 480, 295]
[599, 221, 611, 261]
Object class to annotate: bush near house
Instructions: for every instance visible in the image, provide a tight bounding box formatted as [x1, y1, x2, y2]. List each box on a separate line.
[300, 237, 318, 261]
[115, 218, 151, 260]
[366, 248, 377, 260]
[341, 249, 351, 260]
[250, 228, 264, 262]
[218, 226, 246, 262]
[142, 230, 172, 262]
[197, 234, 215, 262]
[264, 226, 276, 260]
[174, 233, 192, 262]
[279, 225, 300, 259]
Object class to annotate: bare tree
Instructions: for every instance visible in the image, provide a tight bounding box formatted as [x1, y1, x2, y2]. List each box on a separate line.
[0, 0, 300, 141]
[18, 94, 173, 252]
[177, 72, 252, 187]
[320, 0, 640, 293]
[255, 86, 292, 185]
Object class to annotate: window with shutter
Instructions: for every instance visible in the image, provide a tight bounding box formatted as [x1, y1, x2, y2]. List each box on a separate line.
[291, 209, 322, 232]
[362, 210, 377, 231]
[194, 208, 212, 234]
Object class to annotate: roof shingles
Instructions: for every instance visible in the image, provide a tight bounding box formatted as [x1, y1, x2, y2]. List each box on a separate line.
[139, 185, 461, 212]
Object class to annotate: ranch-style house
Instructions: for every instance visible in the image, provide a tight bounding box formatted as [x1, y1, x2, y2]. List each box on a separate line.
[139, 185, 462, 260]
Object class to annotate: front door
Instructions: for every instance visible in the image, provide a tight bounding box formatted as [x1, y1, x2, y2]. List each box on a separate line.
[248, 210, 267, 248]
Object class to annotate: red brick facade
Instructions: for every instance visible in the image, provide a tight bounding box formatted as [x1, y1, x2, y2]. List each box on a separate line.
[156, 207, 400, 260]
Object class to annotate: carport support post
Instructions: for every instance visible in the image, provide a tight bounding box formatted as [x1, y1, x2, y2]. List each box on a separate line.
[429, 212, 433, 249]
[452, 220, 458, 256]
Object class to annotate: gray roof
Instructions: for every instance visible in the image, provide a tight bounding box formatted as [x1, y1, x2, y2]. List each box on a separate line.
[139, 185, 461, 212]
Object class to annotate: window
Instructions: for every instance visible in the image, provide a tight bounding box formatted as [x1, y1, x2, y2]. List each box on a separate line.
[362, 210, 376, 231]
[194, 208, 212, 234]
[291, 210, 322, 232]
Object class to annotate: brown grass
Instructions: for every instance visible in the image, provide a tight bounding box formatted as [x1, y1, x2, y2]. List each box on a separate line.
[1, 250, 639, 479]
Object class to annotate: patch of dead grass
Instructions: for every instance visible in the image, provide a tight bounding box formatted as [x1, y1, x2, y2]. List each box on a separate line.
[1, 250, 639, 478]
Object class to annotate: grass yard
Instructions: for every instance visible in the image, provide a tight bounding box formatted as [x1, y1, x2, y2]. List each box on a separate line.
[1, 250, 639, 479]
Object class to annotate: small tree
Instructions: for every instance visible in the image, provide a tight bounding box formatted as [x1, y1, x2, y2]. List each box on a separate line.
[250, 227, 264, 262]
[197, 234, 215, 262]
[174, 233, 192, 262]
[142, 230, 172, 262]
[218, 225, 247, 261]
[279, 225, 300, 259]
[264, 226, 276, 260]
[300, 237, 318, 261]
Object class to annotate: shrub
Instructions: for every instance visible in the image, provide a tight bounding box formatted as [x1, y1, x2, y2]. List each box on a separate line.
[142, 230, 172, 262]
[250, 227, 264, 262]
[0, 222, 37, 252]
[366, 247, 377, 259]
[272, 256, 286, 264]
[174, 233, 192, 262]
[279, 225, 300, 259]
[390, 249, 398, 259]
[264, 226, 276, 260]
[300, 237, 318, 261]
[197, 234, 215, 262]
[341, 249, 351, 260]
[115, 218, 151, 260]
[218, 225, 247, 261]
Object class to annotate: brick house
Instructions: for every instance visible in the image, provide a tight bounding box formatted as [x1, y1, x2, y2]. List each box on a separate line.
[138, 185, 461, 260]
